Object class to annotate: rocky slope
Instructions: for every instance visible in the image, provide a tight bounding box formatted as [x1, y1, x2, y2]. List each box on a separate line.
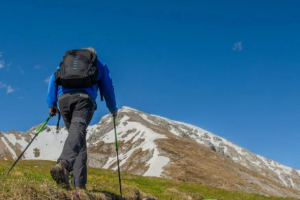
[1, 106, 300, 198]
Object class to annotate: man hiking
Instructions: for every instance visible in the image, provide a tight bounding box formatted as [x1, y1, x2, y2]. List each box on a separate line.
[47, 47, 118, 189]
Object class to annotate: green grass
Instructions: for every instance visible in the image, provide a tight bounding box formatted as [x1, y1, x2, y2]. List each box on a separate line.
[0, 160, 297, 200]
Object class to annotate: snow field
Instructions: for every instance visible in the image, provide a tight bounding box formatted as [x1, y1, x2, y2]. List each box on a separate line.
[3, 126, 68, 161]
[98, 114, 170, 177]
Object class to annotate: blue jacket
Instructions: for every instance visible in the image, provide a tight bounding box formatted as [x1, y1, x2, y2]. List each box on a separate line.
[47, 60, 117, 114]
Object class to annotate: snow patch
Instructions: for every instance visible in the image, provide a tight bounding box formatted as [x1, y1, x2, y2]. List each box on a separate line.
[102, 157, 117, 169]
[144, 152, 170, 177]
[169, 127, 180, 136]
[140, 113, 157, 125]
[100, 120, 169, 177]
[3, 134, 17, 145]
[1, 137, 17, 159]
[121, 106, 139, 113]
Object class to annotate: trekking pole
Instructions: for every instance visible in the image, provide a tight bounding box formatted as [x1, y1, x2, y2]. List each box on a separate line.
[113, 115, 123, 198]
[6, 113, 59, 175]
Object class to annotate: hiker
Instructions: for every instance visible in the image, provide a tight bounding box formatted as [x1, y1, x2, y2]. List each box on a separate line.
[47, 47, 118, 189]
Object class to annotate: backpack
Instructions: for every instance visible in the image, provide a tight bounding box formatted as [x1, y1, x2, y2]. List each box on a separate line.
[55, 49, 98, 88]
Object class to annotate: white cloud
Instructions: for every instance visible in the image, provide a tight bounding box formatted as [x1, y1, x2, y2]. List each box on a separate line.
[233, 41, 243, 51]
[18, 97, 24, 99]
[35, 65, 41, 69]
[0, 60, 4, 69]
[7, 86, 14, 94]
[0, 81, 17, 94]
[0, 52, 3, 58]
[45, 76, 51, 84]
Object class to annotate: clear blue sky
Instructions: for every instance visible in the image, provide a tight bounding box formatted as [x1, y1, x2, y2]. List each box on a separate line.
[0, 0, 299, 169]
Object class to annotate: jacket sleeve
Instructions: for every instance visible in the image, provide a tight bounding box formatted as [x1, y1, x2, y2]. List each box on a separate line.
[47, 73, 58, 107]
[98, 62, 118, 114]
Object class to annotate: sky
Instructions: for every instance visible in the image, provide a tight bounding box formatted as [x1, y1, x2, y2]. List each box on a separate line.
[0, 0, 300, 169]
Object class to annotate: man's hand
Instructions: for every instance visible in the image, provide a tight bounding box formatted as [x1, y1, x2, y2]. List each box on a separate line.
[112, 111, 118, 118]
[49, 106, 59, 117]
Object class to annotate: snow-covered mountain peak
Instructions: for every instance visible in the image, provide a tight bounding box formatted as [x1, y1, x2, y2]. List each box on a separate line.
[120, 106, 139, 112]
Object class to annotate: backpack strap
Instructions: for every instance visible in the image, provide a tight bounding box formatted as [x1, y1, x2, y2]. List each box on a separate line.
[93, 53, 102, 101]
[100, 86, 104, 101]
[90, 52, 97, 64]
[98, 81, 104, 101]
[84, 51, 97, 77]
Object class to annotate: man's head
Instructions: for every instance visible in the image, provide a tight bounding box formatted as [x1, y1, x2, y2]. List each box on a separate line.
[82, 47, 96, 55]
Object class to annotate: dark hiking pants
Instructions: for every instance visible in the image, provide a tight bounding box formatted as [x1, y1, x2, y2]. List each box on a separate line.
[57, 91, 96, 188]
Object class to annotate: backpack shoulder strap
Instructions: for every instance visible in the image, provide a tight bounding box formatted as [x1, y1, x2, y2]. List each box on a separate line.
[90, 52, 97, 64]
[98, 81, 104, 101]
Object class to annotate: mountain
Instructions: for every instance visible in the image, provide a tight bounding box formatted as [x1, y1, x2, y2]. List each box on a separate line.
[0, 106, 299, 198]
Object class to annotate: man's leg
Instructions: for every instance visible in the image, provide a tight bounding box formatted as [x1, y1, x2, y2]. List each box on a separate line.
[71, 138, 87, 188]
[70, 94, 95, 188]
[50, 95, 73, 188]
[57, 96, 72, 162]
[59, 115, 88, 170]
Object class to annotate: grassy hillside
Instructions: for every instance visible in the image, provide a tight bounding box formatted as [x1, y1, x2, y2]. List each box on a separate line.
[0, 160, 297, 200]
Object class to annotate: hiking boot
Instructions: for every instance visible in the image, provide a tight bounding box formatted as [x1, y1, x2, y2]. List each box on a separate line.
[50, 161, 70, 189]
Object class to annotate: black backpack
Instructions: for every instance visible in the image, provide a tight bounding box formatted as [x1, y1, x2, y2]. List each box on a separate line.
[55, 49, 98, 88]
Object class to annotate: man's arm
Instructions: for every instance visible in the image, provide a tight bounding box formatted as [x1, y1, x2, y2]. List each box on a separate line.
[47, 73, 59, 115]
[98, 62, 118, 114]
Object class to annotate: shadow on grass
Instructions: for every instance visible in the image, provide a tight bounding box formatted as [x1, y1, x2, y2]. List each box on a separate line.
[88, 190, 155, 200]
[86, 190, 122, 200]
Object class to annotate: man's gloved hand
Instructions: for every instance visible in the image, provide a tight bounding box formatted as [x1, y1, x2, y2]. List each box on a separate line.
[49, 106, 59, 117]
[112, 111, 118, 118]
